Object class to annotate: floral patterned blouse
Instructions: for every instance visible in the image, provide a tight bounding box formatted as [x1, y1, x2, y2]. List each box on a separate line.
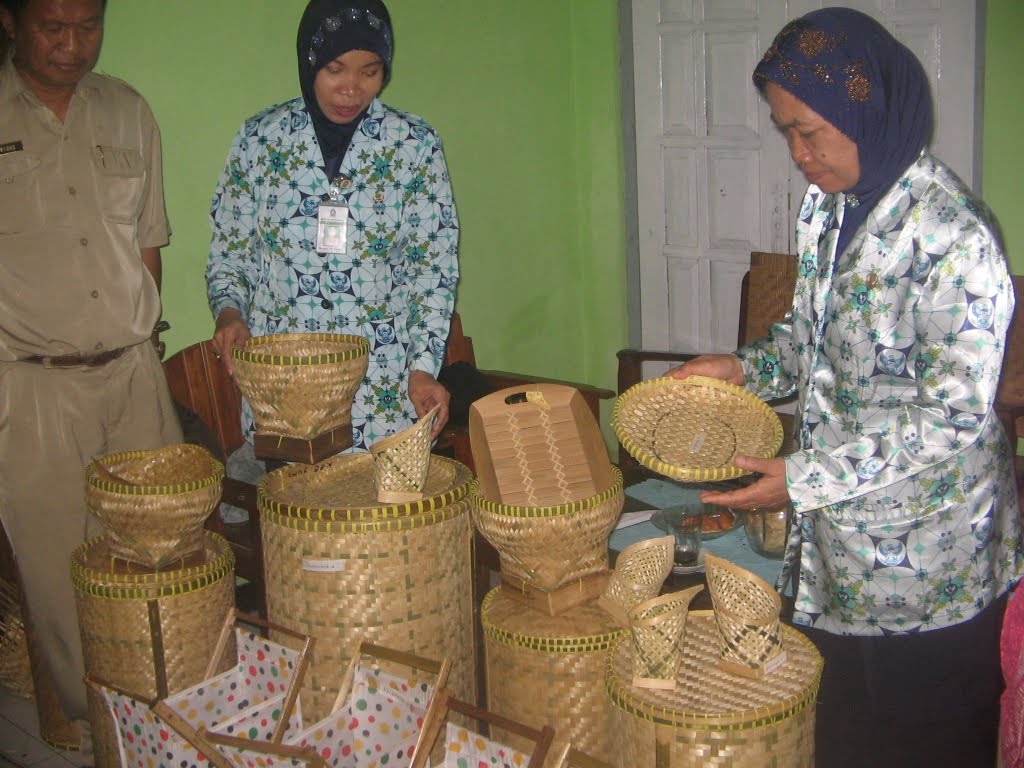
[207, 97, 459, 449]
[739, 151, 1021, 635]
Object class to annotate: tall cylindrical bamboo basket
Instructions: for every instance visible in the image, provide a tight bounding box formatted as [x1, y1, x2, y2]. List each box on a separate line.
[259, 453, 475, 721]
[605, 611, 822, 767]
[72, 532, 236, 768]
[482, 586, 625, 763]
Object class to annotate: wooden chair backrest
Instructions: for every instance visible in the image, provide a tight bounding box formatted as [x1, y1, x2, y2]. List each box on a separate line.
[445, 311, 475, 367]
[163, 339, 244, 461]
[737, 251, 798, 347]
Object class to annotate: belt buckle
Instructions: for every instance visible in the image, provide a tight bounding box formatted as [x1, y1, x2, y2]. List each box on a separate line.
[39, 356, 57, 369]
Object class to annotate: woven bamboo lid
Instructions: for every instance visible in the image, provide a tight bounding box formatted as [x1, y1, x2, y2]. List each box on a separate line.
[258, 453, 473, 530]
[482, 587, 624, 653]
[605, 611, 821, 730]
[613, 376, 783, 482]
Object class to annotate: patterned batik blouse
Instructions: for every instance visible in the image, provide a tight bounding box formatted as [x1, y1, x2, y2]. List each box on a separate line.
[739, 151, 1021, 635]
[207, 97, 459, 449]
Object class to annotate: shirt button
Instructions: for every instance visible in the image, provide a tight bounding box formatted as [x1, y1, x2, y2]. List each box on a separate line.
[94, 343, 103, 350]
[321, 298, 332, 309]
[80, 238, 88, 246]
[90, 290, 99, 298]
[68, 186, 76, 196]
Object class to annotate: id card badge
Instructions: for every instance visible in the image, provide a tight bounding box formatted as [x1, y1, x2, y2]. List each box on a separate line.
[316, 203, 348, 254]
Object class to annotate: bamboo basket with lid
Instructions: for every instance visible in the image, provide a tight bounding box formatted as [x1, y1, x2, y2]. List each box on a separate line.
[258, 452, 476, 722]
[72, 532, 236, 768]
[605, 611, 822, 767]
[482, 585, 626, 764]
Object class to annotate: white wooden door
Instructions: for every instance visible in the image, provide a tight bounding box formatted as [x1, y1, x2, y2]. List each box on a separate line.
[629, 0, 980, 356]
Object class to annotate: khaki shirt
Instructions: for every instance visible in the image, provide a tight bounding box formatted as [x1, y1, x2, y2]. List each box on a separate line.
[0, 58, 169, 361]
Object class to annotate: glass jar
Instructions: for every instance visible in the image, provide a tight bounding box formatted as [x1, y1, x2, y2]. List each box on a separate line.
[740, 503, 790, 559]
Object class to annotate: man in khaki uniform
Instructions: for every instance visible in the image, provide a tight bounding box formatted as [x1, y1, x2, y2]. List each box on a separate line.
[0, 0, 182, 748]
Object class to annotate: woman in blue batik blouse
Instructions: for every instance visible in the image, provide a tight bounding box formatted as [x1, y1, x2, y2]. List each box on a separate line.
[668, 8, 1020, 766]
[206, 0, 458, 457]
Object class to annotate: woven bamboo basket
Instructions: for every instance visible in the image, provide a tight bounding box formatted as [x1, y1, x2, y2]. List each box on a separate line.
[704, 554, 786, 678]
[598, 536, 674, 627]
[469, 383, 615, 507]
[0, 577, 32, 699]
[72, 532, 236, 768]
[85, 444, 224, 569]
[629, 586, 703, 690]
[258, 452, 475, 722]
[472, 468, 624, 592]
[370, 403, 441, 503]
[606, 611, 822, 767]
[612, 376, 783, 482]
[231, 333, 370, 439]
[482, 586, 625, 764]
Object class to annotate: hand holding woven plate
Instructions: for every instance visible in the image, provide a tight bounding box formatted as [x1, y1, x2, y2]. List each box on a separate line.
[612, 375, 783, 483]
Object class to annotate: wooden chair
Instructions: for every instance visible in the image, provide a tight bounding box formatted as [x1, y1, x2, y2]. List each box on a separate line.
[163, 339, 266, 617]
[410, 688, 556, 768]
[616, 251, 798, 485]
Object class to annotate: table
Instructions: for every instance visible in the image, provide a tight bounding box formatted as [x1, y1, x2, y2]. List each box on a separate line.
[611, 478, 788, 600]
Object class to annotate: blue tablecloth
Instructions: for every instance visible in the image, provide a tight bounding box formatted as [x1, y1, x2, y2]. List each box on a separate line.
[611, 479, 784, 587]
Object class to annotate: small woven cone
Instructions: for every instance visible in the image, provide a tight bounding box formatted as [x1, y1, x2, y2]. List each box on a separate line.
[629, 585, 703, 689]
[232, 333, 370, 439]
[704, 553, 786, 678]
[370, 403, 441, 503]
[85, 444, 224, 569]
[597, 535, 674, 627]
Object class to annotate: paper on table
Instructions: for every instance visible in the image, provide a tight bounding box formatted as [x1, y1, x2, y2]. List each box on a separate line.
[614, 509, 655, 530]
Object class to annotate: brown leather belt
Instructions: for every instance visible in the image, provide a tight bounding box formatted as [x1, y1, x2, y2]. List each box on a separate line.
[22, 346, 128, 368]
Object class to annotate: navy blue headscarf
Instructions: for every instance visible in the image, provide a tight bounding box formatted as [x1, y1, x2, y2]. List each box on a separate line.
[753, 8, 933, 257]
[297, 0, 394, 179]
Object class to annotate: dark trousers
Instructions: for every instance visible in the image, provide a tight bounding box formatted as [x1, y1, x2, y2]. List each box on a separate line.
[799, 595, 1007, 768]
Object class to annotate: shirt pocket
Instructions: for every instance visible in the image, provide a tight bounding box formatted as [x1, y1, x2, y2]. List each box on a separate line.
[91, 145, 145, 224]
[0, 154, 43, 234]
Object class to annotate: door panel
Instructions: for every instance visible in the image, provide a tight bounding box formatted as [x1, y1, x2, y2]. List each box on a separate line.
[630, 0, 979, 357]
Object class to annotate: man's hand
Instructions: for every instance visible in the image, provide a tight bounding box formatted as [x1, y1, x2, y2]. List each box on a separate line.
[666, 353, 745, 386]
[698, 456, 789, 511]
[212, 308, 251, 376]
[408, 370, 451, 438]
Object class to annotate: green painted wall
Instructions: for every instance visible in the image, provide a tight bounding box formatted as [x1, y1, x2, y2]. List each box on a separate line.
[96, 0, 627, 400]
[94, 0, 1017, 417]
[983, 0, 1024, 276]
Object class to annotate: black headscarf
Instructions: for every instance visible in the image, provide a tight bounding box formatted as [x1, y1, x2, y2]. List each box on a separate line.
[753, 8, 933, 257]
[296, 0, 394, 178]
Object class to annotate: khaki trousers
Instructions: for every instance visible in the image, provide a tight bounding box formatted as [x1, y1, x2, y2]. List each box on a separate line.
[0, 342, 182, 720]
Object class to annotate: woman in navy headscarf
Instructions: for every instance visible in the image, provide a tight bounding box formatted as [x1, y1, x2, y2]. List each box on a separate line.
[207, 0, 460, 472]
[668, 8, 1019, 765]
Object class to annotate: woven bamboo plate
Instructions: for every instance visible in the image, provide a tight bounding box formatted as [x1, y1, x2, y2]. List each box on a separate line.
[613, 376, 783, 482]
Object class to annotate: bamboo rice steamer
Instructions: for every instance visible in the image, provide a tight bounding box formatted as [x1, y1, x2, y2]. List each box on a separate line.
[605, 611, 822, 767]
[482, 586, 625, 763]
[72, 532, 236, 768]
[259, 452, 475, 721]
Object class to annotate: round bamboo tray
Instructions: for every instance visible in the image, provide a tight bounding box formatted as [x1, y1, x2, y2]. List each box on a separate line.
[232, 332, 370, 439]
[613, 376, 783, 482]
[259, 453, 475, 721]
[473, 469, 624, 592]
[72, 533, 236, 768]
[482, 586, 626, 764]
[85, 444, 224, 569]
[606, 611, 822, 767]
